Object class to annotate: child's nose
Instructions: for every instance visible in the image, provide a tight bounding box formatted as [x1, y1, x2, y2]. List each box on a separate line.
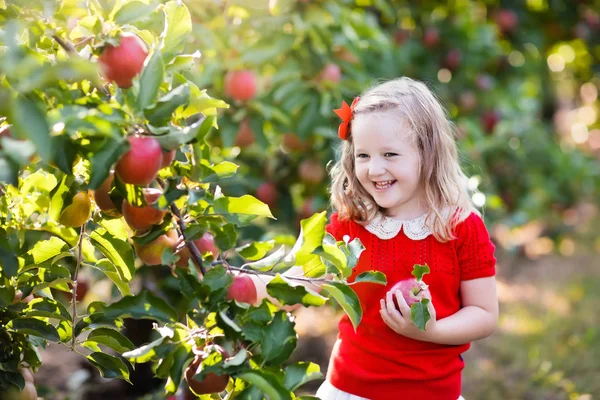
[368, 158, 386, 176]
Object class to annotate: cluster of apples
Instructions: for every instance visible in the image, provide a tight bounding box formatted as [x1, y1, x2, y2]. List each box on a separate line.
[94, 35, 258, 302]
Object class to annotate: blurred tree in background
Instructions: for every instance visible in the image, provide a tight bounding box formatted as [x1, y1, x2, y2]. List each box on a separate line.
[183, 0, 600, 257]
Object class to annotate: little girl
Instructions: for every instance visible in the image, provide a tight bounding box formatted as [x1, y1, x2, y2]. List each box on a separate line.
[251, 77, 498, 400]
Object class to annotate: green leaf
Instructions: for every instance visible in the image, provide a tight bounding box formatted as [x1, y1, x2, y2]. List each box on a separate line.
[122, 336, 167, 363]
[144, 84, 190, 125]
[198, 161, 239, 183]
[114, 0, 156, 24]
[202, 265, 234, 292]
[7, 317, 60, 342]
[180, 88, 229, 119]
[316, 244, 347, 275]
[352, 271, 387, 285]
[89, 138, 127, 189]
[83, 327, 135, 353]
[259, 311, 297, 365]
[244, 245, 286, 272]
[237, 240, 275, 261]
[266, 274, 327, 307]
[23, 297, 71, 321]
[0, 229, 18, 278]
[89, 228, 135, 282]
[284, 212, 327, 264]
[160, 1, 192, 62]
[166, 51, 201, 73]
[237, 370, 292, 400]
[21, 237, 69, 269]
[10, 97, 53, 163]
[150, 115, 213, 151]
[103, 290, 178, 323]
[410, 298, 431, 331]
[283, 362, 323, 391]
[411, 264, 430, 281]
[87, 352, 131, 383]
[137, 51, 165, 110]
[213, 195, 274, 225]
[321, 282, 362, 331]
[342, 237, 365, 272]
[48, 174, 73, 222]
[90, 259, 131, 296]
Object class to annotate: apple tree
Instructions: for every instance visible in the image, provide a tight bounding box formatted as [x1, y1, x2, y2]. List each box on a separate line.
[0, 1, 385, 398]
[186, 1, 600, 249]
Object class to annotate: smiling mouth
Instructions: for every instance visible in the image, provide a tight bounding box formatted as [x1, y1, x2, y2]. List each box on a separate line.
[373, 180, 396, 190]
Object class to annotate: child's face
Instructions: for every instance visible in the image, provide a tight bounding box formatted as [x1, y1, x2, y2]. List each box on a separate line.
[352, 112, 425, 219]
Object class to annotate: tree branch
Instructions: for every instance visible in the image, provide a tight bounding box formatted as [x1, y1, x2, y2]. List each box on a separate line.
[71, 223, 85, 351]
[156, 178, 206, 276]
[223, 264, 332, 284]
[52, 34, 77, 54]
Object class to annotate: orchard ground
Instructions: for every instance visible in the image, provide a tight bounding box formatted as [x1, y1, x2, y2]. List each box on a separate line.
[32, 248, 600, 400]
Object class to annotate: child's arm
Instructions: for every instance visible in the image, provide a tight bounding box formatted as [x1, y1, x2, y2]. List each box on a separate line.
[427, 276, 498, 345]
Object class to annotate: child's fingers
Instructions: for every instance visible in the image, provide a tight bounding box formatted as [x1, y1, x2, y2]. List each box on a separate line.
[393, 290, 411, 317]
[385, 291, 402, 318]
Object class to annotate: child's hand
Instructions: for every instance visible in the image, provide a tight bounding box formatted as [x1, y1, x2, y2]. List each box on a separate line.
[380, 289, 437, 341]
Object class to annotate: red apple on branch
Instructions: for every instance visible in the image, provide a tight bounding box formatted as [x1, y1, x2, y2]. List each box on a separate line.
[318, 63, 341, 84]
[135, 230, 179, 266]
[122, 188, 166, 231]
[160, 150, 176, 169]
[115, 136, 163, 185]
[98, 33, 148, 89]
[227, 274, 257, 305]
[234, 119, 255, 148]
[185, 347, 230, 395]
[298, 159, 325, 185]
[256, 182, 278, 208]
[176, 232, 220, 267]
[59, 192, 92, 227]
[92, 171, 122, 216]
[224, 70, 257, 101]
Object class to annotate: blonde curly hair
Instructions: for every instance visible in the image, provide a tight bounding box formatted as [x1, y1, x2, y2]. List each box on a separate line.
[329, 77, 477, 242]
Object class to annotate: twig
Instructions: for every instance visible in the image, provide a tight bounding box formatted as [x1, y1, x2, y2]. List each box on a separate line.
[156, 178, 206, 276]
[51, 34, 111, 97]
[52, 34, 77, 54]
[224, 264, 331, 285]
[71, 223, 85, 351]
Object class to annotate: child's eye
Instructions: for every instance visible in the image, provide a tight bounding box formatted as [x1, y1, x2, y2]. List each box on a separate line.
[384, 152, 398, 157]
[355, 154, 369, 159]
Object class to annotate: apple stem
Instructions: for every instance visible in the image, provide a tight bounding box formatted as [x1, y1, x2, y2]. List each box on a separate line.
[71, 223, 85, 351]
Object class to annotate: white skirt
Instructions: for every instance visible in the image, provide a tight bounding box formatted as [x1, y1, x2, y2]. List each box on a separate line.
[315, 380, 466, 400]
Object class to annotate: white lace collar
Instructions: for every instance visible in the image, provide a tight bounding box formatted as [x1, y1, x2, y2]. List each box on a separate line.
[364, 209, 449, 240]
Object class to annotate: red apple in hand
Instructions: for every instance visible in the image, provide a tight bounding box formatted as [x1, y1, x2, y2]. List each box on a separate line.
[122, 188, 166, 231]
[390, 277, 430, 308]
[98, 33, 148, 89]
[115, 136, 163, 185]
[224, 70, 257, 101]
[227, 274, 257, 305]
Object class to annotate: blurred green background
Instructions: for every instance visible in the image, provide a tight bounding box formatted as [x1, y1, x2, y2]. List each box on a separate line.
[9, 0, 600, 399]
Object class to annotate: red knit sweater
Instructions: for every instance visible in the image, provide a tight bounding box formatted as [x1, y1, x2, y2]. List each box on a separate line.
[325, 211, 496, 400]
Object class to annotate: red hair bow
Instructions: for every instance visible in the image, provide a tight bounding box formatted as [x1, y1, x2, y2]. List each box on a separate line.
[334, 96, 360, 140]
